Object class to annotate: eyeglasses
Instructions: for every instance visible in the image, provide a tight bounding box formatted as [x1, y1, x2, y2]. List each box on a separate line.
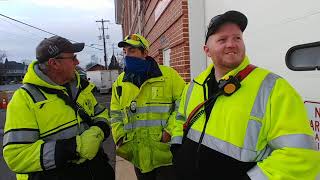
[126, 34, 146, 49]
[54, 54, 77, 61]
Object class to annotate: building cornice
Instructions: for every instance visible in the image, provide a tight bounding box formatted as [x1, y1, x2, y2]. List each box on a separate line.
[115, 0, 124, 25]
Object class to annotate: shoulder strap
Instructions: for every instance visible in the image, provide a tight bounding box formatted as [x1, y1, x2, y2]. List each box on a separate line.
[115, 74, 124, 98]
[22, 83, 93, 126]
[80, 77, 90, 90]
[21, 84, 47, 103]
[236, 64, 257, 81]
[183, 64, 257, 133]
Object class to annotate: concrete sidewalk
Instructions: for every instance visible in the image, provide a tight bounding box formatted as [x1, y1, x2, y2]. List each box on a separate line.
[116, 156, 137, 180]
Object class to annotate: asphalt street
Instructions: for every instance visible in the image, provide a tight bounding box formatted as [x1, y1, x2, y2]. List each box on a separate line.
[0, 109, 15, 180]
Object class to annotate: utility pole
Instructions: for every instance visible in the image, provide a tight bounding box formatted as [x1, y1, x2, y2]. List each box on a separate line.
[112, 43, 115, 56]
[96, 19, 110, 69]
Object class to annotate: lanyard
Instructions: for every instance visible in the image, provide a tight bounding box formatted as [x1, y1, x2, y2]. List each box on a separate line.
[183, 64, 256, 138]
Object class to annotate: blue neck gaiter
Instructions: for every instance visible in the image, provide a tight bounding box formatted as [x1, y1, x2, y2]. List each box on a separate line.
[124, 56, 152, 75]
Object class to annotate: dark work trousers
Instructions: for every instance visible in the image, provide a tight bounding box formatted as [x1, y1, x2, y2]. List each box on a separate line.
[134, 165, 177, 180]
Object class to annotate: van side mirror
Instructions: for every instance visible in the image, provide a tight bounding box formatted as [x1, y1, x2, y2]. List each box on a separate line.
[286, 41, 320, 71]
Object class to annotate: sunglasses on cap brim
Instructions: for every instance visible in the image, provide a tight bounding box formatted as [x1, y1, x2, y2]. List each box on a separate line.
[125, 34, 146, 49]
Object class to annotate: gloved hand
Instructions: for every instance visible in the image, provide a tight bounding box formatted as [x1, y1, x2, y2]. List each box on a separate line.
[93, 121, 111, 139]
[76, 126, 104, 161]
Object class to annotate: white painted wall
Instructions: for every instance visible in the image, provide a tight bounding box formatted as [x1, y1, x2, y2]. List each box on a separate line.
[189, 0, 320, 99]
[187, 0, 207, 79]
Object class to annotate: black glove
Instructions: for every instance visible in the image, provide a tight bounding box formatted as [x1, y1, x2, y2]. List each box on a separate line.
[92, 121, 111, 139]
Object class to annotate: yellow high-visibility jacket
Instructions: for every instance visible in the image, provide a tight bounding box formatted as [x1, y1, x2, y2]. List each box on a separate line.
[3, 61, 110, 180]
[175, 57, 320, 179]
[110, 64, 185, 173]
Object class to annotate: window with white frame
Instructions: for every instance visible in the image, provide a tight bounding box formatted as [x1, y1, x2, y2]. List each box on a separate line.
[163, 48, 171, 66]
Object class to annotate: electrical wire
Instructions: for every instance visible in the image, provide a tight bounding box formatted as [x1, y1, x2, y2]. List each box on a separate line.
[0, 13, 103, 51]
[0, 16, 45, 40]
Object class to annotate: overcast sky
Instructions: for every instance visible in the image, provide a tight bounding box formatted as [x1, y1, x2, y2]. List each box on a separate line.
[0, 0, 123, 68]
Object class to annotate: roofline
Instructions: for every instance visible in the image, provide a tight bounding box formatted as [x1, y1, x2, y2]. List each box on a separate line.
[115, 0, 124, 25]
[86, 63, 105, 71]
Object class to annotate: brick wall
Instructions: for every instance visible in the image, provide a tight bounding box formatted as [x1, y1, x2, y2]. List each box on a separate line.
[121, 0, 191, 82]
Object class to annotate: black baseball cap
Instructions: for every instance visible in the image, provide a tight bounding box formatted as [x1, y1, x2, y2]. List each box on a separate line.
[205, 10, 248, 43]
[36, 35, 85, 63]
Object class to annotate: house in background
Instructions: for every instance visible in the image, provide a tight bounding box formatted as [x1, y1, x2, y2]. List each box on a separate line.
[0, 58, 27, 84]
[86, 64, 106, 71]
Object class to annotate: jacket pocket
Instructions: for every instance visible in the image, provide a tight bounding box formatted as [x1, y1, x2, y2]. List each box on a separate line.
[116, 141, 133, 162]
[151, 141, 172, 166]
[149, 128, 162, 142]
[136, 141, 152, 172]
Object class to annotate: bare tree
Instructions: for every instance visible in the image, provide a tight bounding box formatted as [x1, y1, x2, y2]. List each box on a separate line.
[0, 50, 7, 64]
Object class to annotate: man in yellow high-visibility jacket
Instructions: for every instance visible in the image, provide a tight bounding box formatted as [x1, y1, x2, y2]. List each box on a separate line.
[110, 34, 185, 180]
[172, 10, 320, 180]
[3, 36, 114, 180]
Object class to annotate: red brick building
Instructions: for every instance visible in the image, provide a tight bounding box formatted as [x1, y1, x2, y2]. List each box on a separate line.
[115, 0, 191, 81]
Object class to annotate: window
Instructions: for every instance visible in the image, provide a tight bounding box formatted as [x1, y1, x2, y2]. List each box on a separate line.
[286, 41, 320, 71]
[163, 48, 171, 66]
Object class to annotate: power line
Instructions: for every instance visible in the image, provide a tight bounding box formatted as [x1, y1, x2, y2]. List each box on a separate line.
[0, 13, 103, 51]
[0, 16, 44, 39]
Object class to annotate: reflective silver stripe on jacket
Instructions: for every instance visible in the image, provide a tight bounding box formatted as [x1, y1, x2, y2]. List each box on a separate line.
[3, 130, 39, 147]
[94, 104, 106, 115]
[187, 128, 272, 162]
[110, 110, 124, 124]
[187, 73, 280, 162]
[187, 73, 317, 162]
[21, 84, 46, 103]
[170, 136, 183, 144]
[124, 120, 167, 130]
[92, 117, 107, 124]
[110, 110, 124, 116]
[243, 73, 280, 151]
[184, 82, 194, 117]
[174, 100, 180, 111]
[175, 112, 185, 122]
[250, 73, 280, 119]
[42, 141, 56, 170]
[247, 165, 268, 180]
[110, 117, 123, 124]
[269, 134, 317, 150]
[42, 123, 88, 141]
[128, 106, 172, 117]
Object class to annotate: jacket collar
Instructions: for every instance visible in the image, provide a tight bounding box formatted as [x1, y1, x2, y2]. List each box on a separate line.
[123, 56, 162, 84]
[194, 56, 250, 85]
[23, 60, 80, 90]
